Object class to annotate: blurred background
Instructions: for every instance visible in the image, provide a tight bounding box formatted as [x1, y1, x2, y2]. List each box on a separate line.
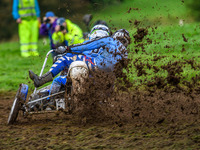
[0, 0, 124, 42]
[0, 0, 199, 42]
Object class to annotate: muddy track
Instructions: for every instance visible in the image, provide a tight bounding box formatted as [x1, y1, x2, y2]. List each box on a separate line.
[1, 86, 200, 149]
[1, 21, 200, 149]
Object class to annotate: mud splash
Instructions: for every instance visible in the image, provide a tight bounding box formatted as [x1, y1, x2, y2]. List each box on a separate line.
[66, 70, 200, 126]
[65, 56, 200, 126]
[64, 22, 200, 126]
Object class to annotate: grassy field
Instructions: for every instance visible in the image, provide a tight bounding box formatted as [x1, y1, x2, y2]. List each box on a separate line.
[2, 1, 200, 149]
[0, 0, 200, 92]
[0, 39, 53, 92]
[128, 23, 200, 86]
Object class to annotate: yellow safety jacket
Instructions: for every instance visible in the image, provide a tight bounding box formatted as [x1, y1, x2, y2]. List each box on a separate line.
[52, 19, 84, 46]
[18, 0, 36, 19]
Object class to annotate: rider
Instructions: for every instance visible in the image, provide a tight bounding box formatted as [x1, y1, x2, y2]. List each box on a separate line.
[47, 24, 111, 95]
[29, 28, 130, 91]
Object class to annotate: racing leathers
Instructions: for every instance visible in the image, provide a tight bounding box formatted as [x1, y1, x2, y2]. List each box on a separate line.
[51, 36, 127, 76]
[48, 36, 127, 95]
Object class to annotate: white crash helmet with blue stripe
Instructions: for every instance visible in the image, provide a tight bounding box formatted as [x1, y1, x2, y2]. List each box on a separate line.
[113, 29, 130, 47]
[89, 24, 110, 40]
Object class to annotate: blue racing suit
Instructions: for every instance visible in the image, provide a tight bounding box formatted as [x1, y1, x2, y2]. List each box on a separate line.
[48, 37, 127, 95]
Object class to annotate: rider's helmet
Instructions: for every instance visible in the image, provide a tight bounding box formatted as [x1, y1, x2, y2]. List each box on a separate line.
[89, 24, 110, 40]
[112, 29, 131, 47]
[93, 20, 108, 27]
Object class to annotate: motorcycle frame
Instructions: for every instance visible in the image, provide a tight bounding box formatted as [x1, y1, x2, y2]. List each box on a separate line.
[26, 50, 66, 112]
[33, 50, 54, 94]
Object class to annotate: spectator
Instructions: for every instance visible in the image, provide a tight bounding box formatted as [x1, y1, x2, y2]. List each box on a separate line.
[40, 11, 58, 57]
[52, 18, 84, 48]
[12, 0, 40, 57]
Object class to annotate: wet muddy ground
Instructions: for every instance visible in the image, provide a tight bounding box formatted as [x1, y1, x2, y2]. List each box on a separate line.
[1, 21, 200, 149]
[1, 89, 200, 150]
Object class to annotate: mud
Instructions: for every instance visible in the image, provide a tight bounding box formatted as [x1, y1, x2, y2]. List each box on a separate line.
[182, 34, 188, 42]
[67, 68, 200, 126]
[1, 17, 200, 150]
[1, 85, 200, 149]
[1, 50, 200, 149]
[133, 28, 148, 43]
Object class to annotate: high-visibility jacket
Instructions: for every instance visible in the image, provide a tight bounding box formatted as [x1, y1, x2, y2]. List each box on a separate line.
[52, 19, 84, 46]
[12, 0, 40, 20]
[18, 0, 36, 19]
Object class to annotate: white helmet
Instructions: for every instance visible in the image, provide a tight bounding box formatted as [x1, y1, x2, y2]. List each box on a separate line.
[89, 24, 110, 40]
[113, 29, 130, 47]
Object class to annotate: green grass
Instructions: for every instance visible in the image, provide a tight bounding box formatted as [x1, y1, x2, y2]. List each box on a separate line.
[127, 23, 200, 85]
[0, 0, 200, 91]
[92, 0, 191, 29]
[92, 0, 200, 87]
[0, 39, 53, 92]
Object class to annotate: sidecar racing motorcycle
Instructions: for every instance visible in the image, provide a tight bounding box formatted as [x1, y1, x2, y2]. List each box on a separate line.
[7, 49, 89, 125]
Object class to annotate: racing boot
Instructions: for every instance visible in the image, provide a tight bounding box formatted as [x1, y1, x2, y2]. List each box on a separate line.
[29, 70, 53, 87]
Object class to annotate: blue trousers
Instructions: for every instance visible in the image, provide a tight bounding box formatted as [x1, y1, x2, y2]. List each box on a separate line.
[49, 54, 95, 77]
[49, 75, 67, 96]
[48, 54, 95, 96]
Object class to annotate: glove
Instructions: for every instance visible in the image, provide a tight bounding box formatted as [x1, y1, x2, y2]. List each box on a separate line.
[54, 46, 67, 54]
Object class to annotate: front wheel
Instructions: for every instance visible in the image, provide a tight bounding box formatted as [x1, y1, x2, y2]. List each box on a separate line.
[7, 84, 28, 125]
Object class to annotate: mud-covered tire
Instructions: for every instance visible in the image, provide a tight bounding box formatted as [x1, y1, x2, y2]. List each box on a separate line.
[67, 61, 89, 113]
[66, 96, 74, 114]
[66, 88, 79, 114]
[68, 78, 86, 114]
[7, 97, 20, 124]
[7, 86, 25, 125]
[65, 79, 81, 114]
[65, 79, 74, 114]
